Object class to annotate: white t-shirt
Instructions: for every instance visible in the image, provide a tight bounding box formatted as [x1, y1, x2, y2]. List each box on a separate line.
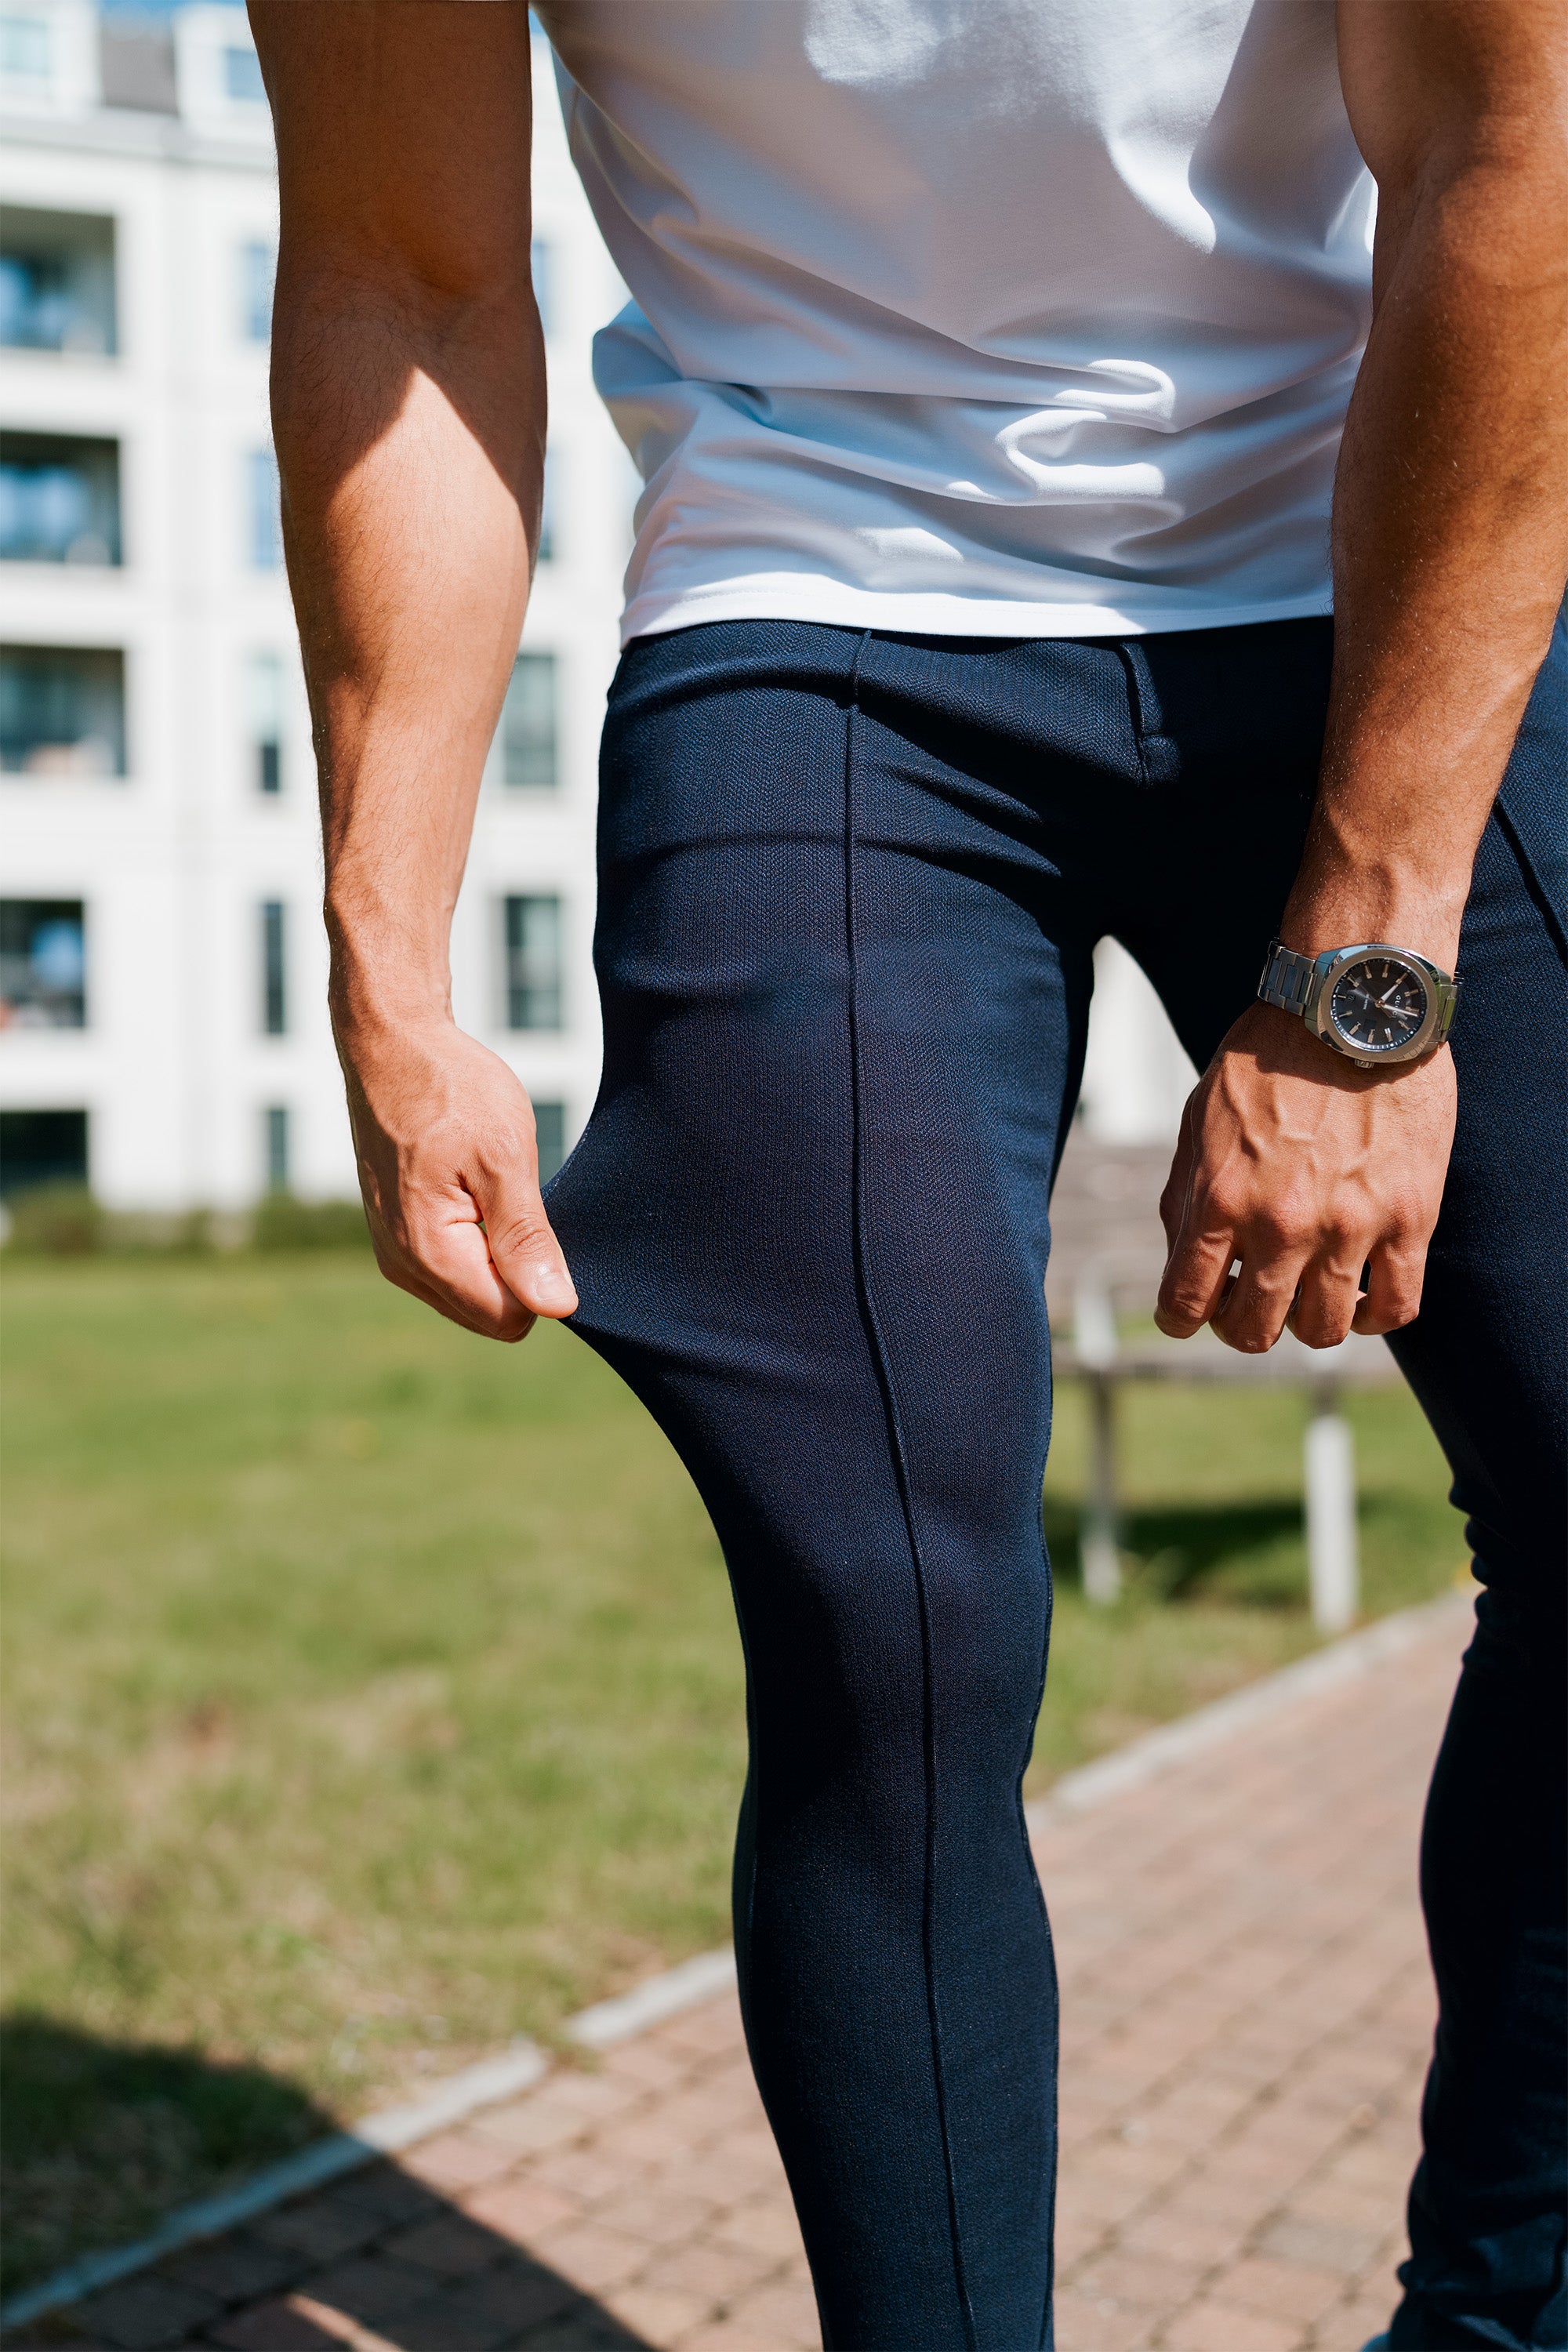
[535, 0, 1375, 644]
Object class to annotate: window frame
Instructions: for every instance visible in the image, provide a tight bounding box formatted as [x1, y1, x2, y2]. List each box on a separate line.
[260, 898, 287, 1036]
[500, 891, 564, 1034]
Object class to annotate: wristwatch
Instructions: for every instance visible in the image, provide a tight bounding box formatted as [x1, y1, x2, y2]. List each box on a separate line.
[1257, 938, 1461, 1068]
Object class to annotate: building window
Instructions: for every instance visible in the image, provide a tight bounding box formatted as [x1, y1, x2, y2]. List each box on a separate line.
[0, 206, 116, 355]
[260, 899, 286, 1035]
[249, 448, 281, 570]
[223, 41, 264, 102]
[0, 1108, 87, 1195]
[0, 14, 50, 81]
[246, 650, 283, 793]
[0, 898, 85, 1028]
[0, 432, 120, 564]
[1, 645, 125, 776]
[534, 1100, 566, 1185]
[531, 236, 551, 336]
[264, 1103, 289, 1189]
[503, 895, 562, 1031]
[240, 238, 274, 343]
[498, 652, 557, 789]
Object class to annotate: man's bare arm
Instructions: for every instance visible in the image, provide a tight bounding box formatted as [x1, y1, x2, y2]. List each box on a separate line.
[250, 0, 575, 1340]
[1158, 0, 1568, 1353]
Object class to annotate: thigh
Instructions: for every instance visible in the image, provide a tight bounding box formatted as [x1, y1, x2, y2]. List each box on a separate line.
[1120, 609, 1567, 1608]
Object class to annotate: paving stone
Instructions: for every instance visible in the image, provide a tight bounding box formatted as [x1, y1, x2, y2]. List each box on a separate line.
[1070, 2249, 1207, 2313]
[608, 2186, 724, 2251]
[78, 2278, 221, 2350]
[1258, 2212, 1386, 2278]
[295, 2256, 441, 2328]
[720, 2277, 820, 2342]
[1162, 2293, 1307, 2352]
[1212, 2253, 1351, 2324]
[521, 2223, 651, 2298]
[2, 2339, 124, 2351]
[601, 2041, 692, 2094]
[380, 2210, 505, 2278]
[399, 2129, 522, 2191]
[1049, 2287, 1160, 2352]
[1110, 2200, 1270, 2275]
[159, 2234, 303, 2303]
[512, 2303, 649, 2350]
[672, 2327, 805, 2352]
[329, 2165, 448, 2225]
[545, 2146, 651, 2203]
[204, 2298, 347, 2350]
[636, 2238, 775, 2303]
[441, 2259, 582, 2334]
[254, 2195, 386, 2263]
[710, 2199, 807, 2264]
[465, 2173, 585, 2245]
[285, 2295, 403, 2350]
[599, 2287, 709, 2343]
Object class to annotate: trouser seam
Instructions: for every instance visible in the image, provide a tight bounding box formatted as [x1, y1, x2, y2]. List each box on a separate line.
[841, 629, 979, 2352]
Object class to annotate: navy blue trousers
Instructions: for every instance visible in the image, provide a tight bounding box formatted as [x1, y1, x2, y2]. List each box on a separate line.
[546, 616, 1567, 2352]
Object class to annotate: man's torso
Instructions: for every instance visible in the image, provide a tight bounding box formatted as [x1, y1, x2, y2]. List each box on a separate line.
[535, 0, 1375, 642]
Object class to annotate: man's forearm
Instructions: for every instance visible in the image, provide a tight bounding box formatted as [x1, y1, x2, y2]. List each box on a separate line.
[1288, 8, 1568, 966]
[274, 272, 544, 1040]
[254, 0, 544, 1045]
[250, 2, 570, 1341]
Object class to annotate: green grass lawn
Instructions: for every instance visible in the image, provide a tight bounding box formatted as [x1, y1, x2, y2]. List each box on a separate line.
[0, 1253, 1464, 2291]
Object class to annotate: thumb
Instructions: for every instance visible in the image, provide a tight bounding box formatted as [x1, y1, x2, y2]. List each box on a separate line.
[473, 1152, 579, 1320]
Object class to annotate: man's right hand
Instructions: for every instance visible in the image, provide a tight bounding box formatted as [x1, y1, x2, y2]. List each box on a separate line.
[340, 1022, 577, 1343]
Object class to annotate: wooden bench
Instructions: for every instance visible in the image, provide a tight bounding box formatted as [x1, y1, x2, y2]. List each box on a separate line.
[1051, 1248, 1401, 1631]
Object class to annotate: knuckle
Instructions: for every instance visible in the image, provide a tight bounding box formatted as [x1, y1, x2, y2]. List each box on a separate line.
[484, 1207, 548, 1258]
[1256, 1201, 1314, 1254]
[1298, 1319, 1350, 1351]
[1198, 1181, 1244, 1230]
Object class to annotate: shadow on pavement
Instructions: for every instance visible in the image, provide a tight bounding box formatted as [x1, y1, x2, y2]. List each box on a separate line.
[0, 2017, 654, 2352]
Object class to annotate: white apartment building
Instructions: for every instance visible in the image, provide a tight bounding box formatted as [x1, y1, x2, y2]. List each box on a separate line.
[0, 0, 635, 1209]
[1, 0, 1192, 1213]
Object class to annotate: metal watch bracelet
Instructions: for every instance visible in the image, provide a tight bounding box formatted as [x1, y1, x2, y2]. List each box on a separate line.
[1257, 938, 1461, 1068]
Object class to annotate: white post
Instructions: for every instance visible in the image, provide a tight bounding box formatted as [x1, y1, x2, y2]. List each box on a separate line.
[1081, 1376, 1123, 1605]
[1075, 1271, 1122, 1605]
[1305, 1406, 1358, 1633]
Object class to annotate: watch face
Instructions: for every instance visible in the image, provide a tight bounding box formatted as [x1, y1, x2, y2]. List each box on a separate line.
[1327, 954, 1430, 1055]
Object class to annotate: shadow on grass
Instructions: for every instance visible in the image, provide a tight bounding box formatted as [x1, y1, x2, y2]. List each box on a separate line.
[1044, 1495, 1307, 1610]
[1, 2015, 653, 2350]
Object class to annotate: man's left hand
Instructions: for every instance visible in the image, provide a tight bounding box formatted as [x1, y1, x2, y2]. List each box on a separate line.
[1156, 1002, 1456, 1353]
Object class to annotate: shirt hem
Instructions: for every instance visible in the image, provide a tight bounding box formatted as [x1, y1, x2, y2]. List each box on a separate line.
[620, 579, 1334, 648]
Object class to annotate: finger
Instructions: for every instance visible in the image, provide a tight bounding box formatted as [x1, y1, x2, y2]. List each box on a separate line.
[1352, 1237, 1427, 1335]
[373, 1219, 539, 1342]
[1211, 1253, 1307, 1353]
[1286, 1254, 1363, 1350]
[467, 1148, 579, 1321]
[1156, 1220, 1236, 1338]
[1157, 1092, 1199, 1253]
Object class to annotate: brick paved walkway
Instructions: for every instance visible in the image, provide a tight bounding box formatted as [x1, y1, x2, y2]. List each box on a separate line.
[23, 1604, 1466, 2352]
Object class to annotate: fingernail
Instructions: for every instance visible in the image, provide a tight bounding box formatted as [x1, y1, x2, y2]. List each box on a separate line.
[532, 1264, 575, 1305]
